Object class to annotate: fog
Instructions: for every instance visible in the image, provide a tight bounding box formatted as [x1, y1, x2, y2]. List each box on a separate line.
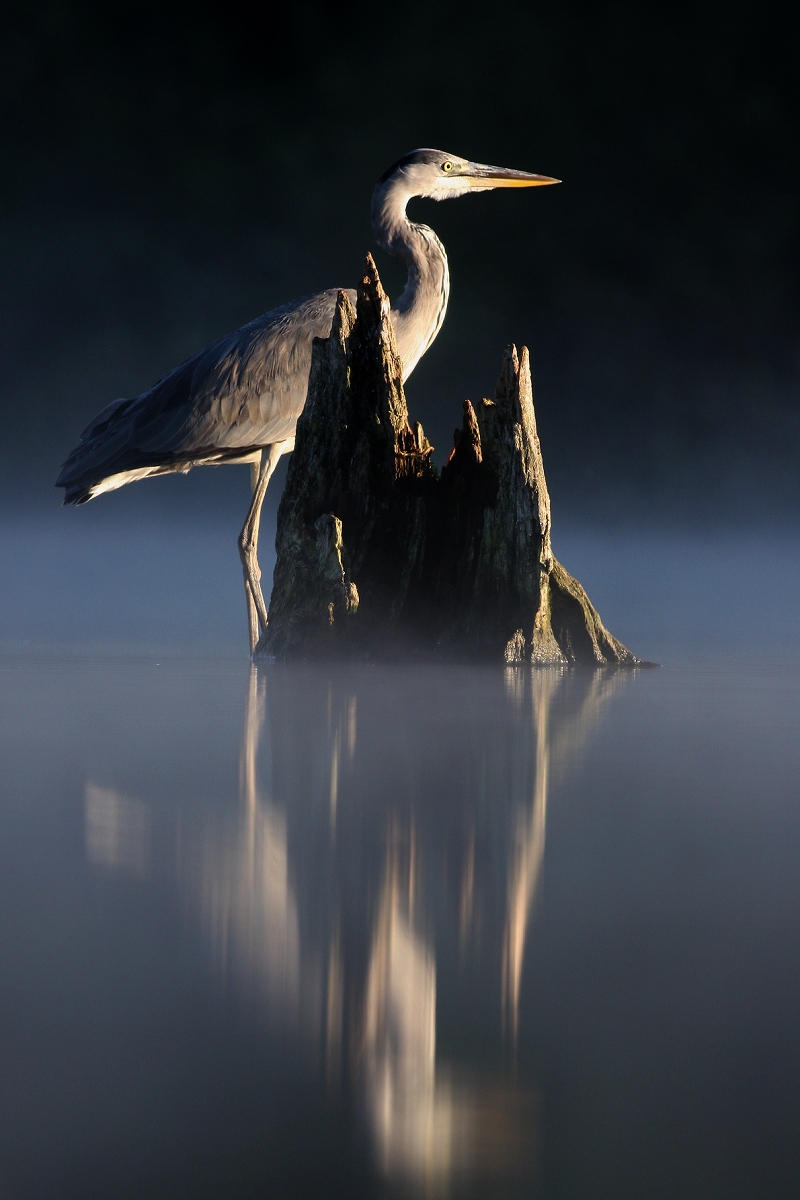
[2, 497, 797, 667]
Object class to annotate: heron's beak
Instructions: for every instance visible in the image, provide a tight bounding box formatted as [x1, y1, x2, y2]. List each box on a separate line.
[464, 163, 561, 188]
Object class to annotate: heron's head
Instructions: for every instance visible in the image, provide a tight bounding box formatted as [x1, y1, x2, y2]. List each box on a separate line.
[376, 148, 560, 201]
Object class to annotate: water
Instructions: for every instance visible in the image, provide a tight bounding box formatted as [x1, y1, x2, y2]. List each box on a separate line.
[1, 513, 799, 1196]
[2, 646, 799, 1198]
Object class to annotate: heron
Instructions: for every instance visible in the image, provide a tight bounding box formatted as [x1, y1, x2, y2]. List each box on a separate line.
[56, 149, 559, 653]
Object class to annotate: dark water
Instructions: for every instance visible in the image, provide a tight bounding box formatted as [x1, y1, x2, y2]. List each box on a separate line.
[2, 648, 799, 1199]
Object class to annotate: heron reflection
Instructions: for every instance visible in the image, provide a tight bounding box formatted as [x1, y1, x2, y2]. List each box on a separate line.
[180, 662, 631, 1190]
[188, 667, 305, 1022]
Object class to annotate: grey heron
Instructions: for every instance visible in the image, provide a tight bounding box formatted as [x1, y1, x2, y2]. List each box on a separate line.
[57, 149, 559, 653]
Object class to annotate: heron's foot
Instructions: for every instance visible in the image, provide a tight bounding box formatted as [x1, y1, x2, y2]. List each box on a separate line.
[252, 626, 272, 659]
[239, 539, 270, 651]
[243, 578, 269, 658]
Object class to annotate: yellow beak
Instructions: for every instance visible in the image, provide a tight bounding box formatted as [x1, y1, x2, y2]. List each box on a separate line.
[465, 163, 561, 188]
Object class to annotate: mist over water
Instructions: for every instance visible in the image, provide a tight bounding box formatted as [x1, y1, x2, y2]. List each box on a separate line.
[3, 498, 799, 665]
[2, 641, 800, 1198]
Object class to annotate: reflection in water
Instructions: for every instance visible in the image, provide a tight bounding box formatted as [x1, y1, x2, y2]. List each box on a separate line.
[502, 670, 556, 1042]
[360, 842, 540, 1192]
[501, 668, 629, 1044]
[85, 783, 150, 876]
[84, 662, 632, 1193]
[360, 849, 446, 1181]
[189, 668, 305, 1020]
[328, 687, 357, 837]
[458, 824, 475, 955]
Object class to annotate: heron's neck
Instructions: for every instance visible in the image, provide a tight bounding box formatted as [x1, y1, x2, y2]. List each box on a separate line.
[371, 181, 450, 380]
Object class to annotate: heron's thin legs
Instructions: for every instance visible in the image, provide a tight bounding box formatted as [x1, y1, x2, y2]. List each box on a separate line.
[247, 457, 266, 638]
[238, 439, 294, 655]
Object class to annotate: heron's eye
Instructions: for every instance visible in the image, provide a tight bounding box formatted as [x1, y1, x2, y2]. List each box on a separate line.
[442, 161, 453, 172]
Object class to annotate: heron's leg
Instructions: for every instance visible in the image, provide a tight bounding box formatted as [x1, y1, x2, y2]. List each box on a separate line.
[242, 460, 263, 650]
[238, 439, 294, 654]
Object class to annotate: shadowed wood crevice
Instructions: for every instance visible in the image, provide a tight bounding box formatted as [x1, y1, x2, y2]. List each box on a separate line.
[260, 256, 643, 666]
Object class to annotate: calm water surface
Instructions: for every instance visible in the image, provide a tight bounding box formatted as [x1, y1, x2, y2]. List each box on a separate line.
[1, 655, 799, 1198]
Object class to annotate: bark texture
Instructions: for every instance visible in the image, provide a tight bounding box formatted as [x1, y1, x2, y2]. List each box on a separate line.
[261, 256, 641, 666]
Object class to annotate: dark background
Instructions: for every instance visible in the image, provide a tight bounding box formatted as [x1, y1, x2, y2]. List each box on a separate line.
[1, 0, 798, 524]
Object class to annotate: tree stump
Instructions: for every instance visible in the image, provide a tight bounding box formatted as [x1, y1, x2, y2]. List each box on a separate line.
[261, 256, 642, 666]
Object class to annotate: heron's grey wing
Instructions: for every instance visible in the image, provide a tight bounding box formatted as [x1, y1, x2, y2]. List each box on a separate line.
[57, 289, 353, 495]
[171, 289, 349, 455]
[77, 397, 136, 441]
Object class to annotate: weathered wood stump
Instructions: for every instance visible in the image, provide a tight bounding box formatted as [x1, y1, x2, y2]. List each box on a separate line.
[260, 256, 642, 666]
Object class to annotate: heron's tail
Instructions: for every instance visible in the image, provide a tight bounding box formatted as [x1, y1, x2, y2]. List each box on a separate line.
[60, 484, 94, 506]
[56, 396, 146, 504]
